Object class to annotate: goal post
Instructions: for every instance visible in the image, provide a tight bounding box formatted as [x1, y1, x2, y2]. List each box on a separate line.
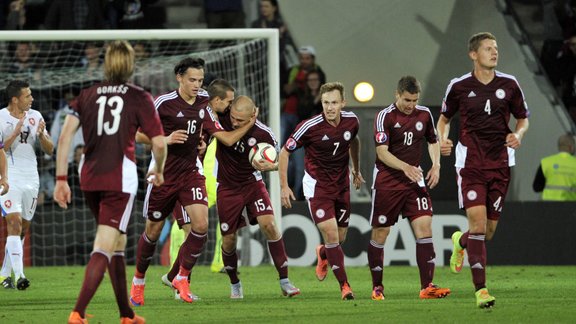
[0, 29, 281, 266]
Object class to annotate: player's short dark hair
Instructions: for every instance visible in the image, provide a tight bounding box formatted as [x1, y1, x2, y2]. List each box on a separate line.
[104, 40, 135, 83]
[207, 79, 235, 100]
[174, 57, 205, 75]
[5, 80, 30, 102]
[396, 76, 421, 95]
[468, 32, 497, 52]
[320, 82, 345, 100]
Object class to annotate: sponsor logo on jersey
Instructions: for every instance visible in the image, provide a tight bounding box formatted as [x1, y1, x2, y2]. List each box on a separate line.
[316, 208, 325, 219]
[496, 89, 505, 99]
[343, 131, 351, 141]
[286, 138, 297, 150]
[467, 190, 478, 201]
[322, 135, 329, 141]
[375, 132, 387, 144]
[468, 91, 476, 97]
[415, 121, 423, 131]
[248, 137, 257, 147]
[177, 111, 184, 117]
[199, 109, 205, 119]
[394, 122, 401, 128]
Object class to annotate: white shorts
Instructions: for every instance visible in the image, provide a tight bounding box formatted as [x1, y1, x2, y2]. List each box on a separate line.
[1, 182, 39, 221]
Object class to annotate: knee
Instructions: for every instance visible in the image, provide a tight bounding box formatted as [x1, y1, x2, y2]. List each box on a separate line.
[192, 219, 208, 234]
[222, 234, 236, 253]
[145, 221, 164, 241]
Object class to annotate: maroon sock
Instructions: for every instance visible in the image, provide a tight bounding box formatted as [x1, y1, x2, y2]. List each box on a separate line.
[267, 237, 288, 279]
[459, 231, 469, 249]
[222, 248, 240, 284]
[179, 230, 207, 271]
[166, 251, 181, 282]
[324, 243, 348, 287]
[73, 251, 109, 317]
[108, 252, 134, 318]
[467, 233, 487, 290]
[367, 240, 384, 288]
[318, 244, 327, 260]
[416, 237, 435, 289]
[135, 233, 156, 278]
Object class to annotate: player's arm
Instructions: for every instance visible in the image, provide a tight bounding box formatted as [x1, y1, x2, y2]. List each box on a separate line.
[54, 114, 80, 209]
[426, 141, 441, 189]
[506, 118, 529, 149]
[37, 118, 54, 156]
[0, 148, 9, 195]
[135, 131, 151, 144]
[3, 115, 25, 149]
[436, 114, 453, 156]
[212, 108, 259, 147]
[147, 135, 167, 187]
[376, 144, 422, 183]
[278, 147, 295, 208]
[349, 136, 365, 190]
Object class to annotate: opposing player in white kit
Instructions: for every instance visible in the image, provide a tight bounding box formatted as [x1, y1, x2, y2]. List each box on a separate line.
[0, 80, 54, 290]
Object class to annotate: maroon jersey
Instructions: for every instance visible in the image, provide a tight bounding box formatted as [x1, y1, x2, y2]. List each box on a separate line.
[152, 89, 223, 183]
[441, 71, 530, 169]
[70, 82, 163, 194]
[373, 104, 437, 190]
[284, 111, 359, 196]
[215, 109, 278, 187]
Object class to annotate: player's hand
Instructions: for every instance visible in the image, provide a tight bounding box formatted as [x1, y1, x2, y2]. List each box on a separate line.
[505, 132, 521, 149]
[197, 138, 207, 155]
[352, 170, 365, 190]
[14, 114, 26, 134]
[426, 165, 440, 189]
[281, 186, 296, 209]
[37, 118, 47, 136]
[252, 159, 277, 172]
[0, 181, 9, 195]
[249, 107, 260, 126]
[54, 180, 71, 209]
[440, 138, 453, 156]
[403, 165, 423, 184]
[146, 172, 164, 187]
[166, 129, 188, 145]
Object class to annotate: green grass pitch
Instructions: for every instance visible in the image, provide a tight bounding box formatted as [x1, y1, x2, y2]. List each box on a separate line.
[1, 265, 575, 323]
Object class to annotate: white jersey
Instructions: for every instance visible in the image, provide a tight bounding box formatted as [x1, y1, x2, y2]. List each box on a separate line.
[0, 108, 47, 185]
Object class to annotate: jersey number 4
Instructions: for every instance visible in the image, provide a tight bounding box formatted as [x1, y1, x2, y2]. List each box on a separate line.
[96, 96, 123, 136]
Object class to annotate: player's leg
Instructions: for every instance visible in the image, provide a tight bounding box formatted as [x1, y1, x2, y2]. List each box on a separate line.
[316, 216, 352, 300]
[368, 227, 389, 300]
[165, 203, 191, 284]
[4, 213, 25, 288]
[221, 232, 243, 299]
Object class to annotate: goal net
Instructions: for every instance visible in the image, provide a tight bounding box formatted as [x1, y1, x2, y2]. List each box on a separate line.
[0, 29, 280, 267]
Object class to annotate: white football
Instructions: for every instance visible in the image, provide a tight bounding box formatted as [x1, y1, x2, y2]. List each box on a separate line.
[249, 142, 278, 164]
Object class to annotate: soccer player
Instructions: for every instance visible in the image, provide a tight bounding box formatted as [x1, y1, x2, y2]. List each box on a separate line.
[368, 76, 450, 301]
[211, 95, 300, 299]
[0, 80, 53, 291]
[130, 58, 258, 305]
[437, 32, 530, 308]
[279, 82, 364, 300]
[53, 40, 167, 324]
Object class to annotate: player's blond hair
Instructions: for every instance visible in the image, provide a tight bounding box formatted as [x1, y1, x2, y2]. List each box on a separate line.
[468, 32, 497, 52]
[320, 82, 345, 100]
[104, 40, 135, 83]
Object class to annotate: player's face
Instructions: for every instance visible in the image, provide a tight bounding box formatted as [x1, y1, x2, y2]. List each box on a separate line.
[16, 87, 33, 112]
[230, 107, 253, 129]
[212, 90, 235, 113]
[471, 39, 498, 70]
[177, 67, 204, 100]
[321, 90, 345, 124]
[395, 91, 419, 115]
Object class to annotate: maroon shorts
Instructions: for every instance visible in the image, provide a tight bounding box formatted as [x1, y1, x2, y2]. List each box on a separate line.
[307, 188, 350, 227]
[216, 181, 272, 235]
[83, 191, 135, 234]
[172, 201, 190, 228]
[457, 167, 510, 220]
[370, 187, 432, 227]
[143, 171, 207, 222]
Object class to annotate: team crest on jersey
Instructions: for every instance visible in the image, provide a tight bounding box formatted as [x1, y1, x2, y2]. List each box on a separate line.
[28, 118, 35, 126]
[248, 137, 257, 147]
[378, 215, 387, 224]
[286, 138, 297, 150]
[152, 211, 162, 219]
[316, 209, 325, 219]
[415, 121, 423, 131]
[4, 200, 11, 208]
[495, 89, 505, 99]
[467, 190, 478, 201]
[375, 132, 387, 144]
[221, 223, 229, 231]
[343, 131, 351, 141]
[199, 109, 206, 119]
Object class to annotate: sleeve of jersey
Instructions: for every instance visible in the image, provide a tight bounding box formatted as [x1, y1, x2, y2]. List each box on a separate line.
[511, 84, 530, 119]
[440, 87, 458, 119]
[138, 94, 164, 138]
[283, 120, 305, 152]
[374, 110, 389, 146]
[202, 107, 225, 135]
[425, 111, 438, 143]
